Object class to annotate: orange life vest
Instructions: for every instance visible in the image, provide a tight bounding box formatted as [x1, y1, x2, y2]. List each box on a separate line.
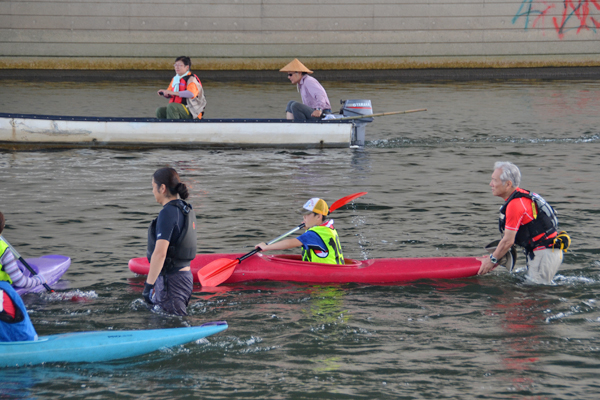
[169, 74, 202, 106]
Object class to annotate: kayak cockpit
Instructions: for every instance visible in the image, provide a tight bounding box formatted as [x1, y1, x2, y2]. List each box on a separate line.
[264, 254, 362, 267]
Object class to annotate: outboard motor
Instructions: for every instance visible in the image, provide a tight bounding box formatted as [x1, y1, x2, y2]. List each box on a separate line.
[340, 99, 373, 147]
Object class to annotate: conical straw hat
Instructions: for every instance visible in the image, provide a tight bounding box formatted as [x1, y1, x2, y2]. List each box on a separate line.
[279, 58, 313, 74]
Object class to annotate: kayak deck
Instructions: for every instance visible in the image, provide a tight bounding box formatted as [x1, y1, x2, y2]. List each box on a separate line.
[129, 253, 483, 285]
[0, 321, 228, 368]
[16, 255, 71, 296]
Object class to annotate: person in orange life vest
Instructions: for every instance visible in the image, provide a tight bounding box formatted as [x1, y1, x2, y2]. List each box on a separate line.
[156, 56, 207, 120]
[478, 161, 563, 284]
[255, 198, 345, 265]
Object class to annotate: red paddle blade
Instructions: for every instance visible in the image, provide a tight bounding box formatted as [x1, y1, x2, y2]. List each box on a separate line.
[329, 192, 367, 213]
[198, 258, 240, 287]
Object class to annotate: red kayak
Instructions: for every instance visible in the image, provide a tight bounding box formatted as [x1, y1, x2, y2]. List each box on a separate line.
[128, 253, 483, 285]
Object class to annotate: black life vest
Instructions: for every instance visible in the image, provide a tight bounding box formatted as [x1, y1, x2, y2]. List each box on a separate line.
[147, 200, 197, 273]
[499, 188, 558, 255]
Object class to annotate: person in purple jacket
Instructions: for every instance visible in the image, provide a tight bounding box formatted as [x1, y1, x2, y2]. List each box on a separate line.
[0, 212, 40, 342]
[0, 212, 46, 290]
[280, 59, 332, 121]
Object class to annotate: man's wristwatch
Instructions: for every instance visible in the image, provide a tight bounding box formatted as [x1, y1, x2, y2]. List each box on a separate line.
[489, 254, 498, 264]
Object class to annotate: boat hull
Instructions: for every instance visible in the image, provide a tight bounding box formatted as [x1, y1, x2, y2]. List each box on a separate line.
[0, 113, 355, 150]
[15, 255, 71, 296]
[129, 253, 483, 285]
[0, 321, 228, 368]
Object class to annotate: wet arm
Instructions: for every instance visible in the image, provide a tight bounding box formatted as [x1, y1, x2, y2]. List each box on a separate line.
[1, 250, 45, 288]
[147, 239, 169, 284]
[478, 230, 517, 275]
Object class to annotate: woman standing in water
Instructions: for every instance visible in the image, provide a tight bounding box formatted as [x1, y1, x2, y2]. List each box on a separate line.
[143, 168, 197, 315]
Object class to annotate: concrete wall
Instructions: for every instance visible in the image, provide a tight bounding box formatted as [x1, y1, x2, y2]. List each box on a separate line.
[1, 0, 599, 70]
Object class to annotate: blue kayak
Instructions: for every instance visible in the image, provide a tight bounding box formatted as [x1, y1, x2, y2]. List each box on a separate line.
[0, 321, 227, 368]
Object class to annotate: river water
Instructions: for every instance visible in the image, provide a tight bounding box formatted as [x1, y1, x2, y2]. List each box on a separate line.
[1, 78, 599, 399]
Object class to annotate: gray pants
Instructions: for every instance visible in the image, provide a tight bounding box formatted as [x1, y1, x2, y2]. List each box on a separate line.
[526, 248, 563, 284]
[286, 101, 321, 121]
[153, 269, 193, 315]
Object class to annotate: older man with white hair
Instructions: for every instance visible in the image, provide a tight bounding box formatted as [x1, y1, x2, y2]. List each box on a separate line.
[479, 161, 568, 283]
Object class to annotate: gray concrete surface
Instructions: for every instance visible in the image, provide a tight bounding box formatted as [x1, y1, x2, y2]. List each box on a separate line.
[1, 0, 599, 71]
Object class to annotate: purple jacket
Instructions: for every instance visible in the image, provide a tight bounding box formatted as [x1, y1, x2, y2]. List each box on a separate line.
[298, 75, 331, 110]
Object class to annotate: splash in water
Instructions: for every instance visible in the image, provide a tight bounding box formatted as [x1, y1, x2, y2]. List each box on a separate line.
[41, 289, 98, 302]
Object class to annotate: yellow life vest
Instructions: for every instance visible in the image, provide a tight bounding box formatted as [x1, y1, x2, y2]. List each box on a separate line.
[301, 225, 345, 265]
[0, 240, 14, 284]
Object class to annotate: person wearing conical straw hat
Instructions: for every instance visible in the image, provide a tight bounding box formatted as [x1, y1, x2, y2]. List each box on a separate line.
[280, 59, 332, 121]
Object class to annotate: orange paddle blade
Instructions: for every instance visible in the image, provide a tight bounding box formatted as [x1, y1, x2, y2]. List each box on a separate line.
[198, 258, 240, 287]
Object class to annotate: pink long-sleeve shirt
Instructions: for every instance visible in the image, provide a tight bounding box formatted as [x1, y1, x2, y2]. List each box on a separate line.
[298, 75, 331, 110]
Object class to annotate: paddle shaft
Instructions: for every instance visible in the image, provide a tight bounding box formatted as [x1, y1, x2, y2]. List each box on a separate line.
[199, 224, 306, 284]
[241, 223, 305, 263]
[0, 235, 53, 292]
[335, 108, 427, 121]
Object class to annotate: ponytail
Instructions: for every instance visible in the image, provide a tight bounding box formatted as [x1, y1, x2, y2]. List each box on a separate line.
[153, 168, 189, 200]
[174, 182, 190, 200]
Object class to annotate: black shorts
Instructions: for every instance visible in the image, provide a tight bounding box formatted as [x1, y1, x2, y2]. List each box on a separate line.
[154, 269, 193, 315]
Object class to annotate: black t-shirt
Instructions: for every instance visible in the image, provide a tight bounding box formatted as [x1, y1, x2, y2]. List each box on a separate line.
[155, 200, 186, 244]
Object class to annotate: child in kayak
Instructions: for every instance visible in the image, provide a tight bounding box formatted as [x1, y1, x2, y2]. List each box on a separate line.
[0, 212, 47, 289]
[255, 198, 345, 265]
[0, 212, 41, 342]
[0, 280, 38, 342]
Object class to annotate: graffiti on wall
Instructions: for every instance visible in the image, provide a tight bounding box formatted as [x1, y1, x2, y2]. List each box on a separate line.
[513, 0, 600, 38]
